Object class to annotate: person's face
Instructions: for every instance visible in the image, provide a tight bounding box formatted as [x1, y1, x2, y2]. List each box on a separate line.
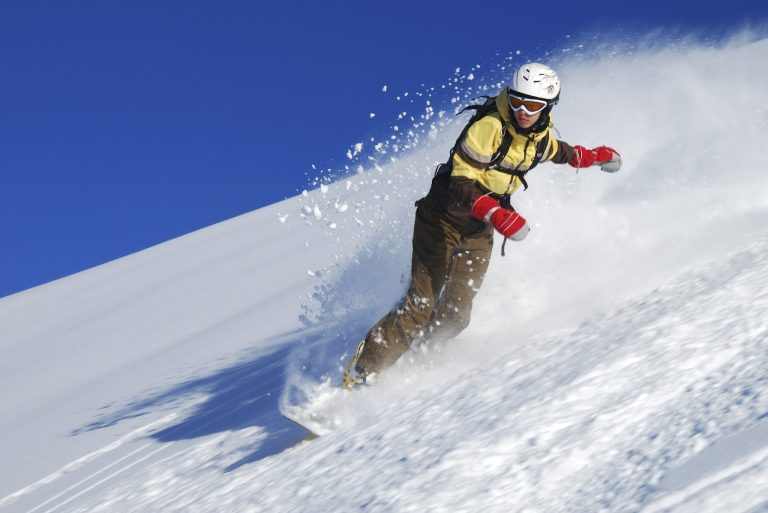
[514, 109, 541, 129]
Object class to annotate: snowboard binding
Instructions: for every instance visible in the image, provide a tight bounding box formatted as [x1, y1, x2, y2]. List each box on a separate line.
[342, 340, 368, 391]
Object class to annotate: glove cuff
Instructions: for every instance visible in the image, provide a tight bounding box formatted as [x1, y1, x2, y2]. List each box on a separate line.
[569, 145, 595, 168]
[471, 195, 501, 221]
[484, 206, 500, 224]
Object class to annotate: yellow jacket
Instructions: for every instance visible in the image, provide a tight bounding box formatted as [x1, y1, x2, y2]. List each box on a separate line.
[451, 88, 562, 196]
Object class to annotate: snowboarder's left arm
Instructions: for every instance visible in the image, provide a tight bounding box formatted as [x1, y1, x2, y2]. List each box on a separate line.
[548, 139, 576, 164]
[551, 140, 622, 173]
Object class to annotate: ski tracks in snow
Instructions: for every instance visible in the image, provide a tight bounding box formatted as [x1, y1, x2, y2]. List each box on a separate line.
[643, 421, 768, 512]
[0, 346, 296, 513]
[0, 414, 179, 512]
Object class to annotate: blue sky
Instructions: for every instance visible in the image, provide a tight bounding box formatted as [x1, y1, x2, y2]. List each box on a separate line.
[1, 0, 766, 298]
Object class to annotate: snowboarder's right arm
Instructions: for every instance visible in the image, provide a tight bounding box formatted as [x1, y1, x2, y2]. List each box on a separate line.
[471, 194, 530, 241]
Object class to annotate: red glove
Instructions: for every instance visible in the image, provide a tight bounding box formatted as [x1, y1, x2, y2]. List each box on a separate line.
[569, 145, 621, 170]
[471, 195, 530, 241]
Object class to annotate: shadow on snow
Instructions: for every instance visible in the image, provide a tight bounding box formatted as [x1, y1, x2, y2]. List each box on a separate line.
[70, 320, 375, 471]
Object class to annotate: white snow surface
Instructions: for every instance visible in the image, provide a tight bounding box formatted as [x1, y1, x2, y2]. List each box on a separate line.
[2, 34, 768, 512]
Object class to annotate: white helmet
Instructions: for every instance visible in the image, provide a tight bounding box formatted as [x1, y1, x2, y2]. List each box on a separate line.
[510, 62, 560, 102]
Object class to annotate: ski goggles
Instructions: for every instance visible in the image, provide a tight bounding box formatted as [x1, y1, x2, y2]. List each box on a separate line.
[508, 93, 549, 115]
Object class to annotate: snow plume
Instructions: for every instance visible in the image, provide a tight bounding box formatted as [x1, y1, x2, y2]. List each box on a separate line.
[293, 32, 768, 380]
[2, 31, 768, 513]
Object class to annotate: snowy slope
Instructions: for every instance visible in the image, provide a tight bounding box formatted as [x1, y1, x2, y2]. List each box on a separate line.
[1, 34, 768, 512]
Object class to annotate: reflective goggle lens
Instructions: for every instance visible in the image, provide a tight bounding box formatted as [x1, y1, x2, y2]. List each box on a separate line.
[509, 94, 548, 114]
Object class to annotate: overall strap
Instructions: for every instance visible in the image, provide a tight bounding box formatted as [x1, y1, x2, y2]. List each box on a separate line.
[489, 132, 550, 191]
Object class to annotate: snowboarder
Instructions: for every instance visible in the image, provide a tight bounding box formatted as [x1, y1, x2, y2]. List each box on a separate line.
[343, 62, 621, 389]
